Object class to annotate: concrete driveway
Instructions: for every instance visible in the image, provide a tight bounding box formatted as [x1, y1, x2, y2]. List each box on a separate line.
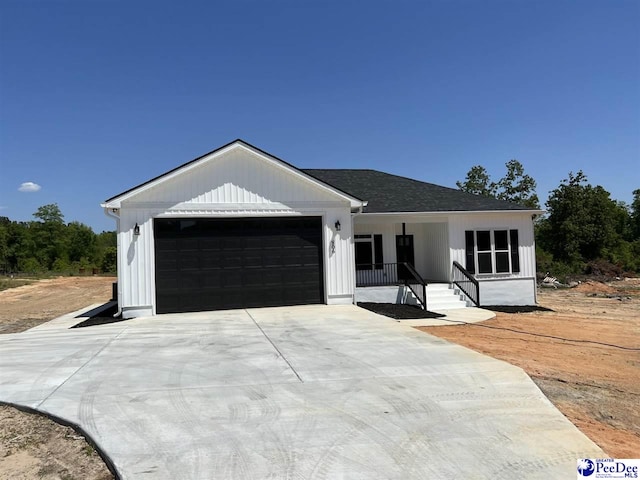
[0, 305, 603, 479]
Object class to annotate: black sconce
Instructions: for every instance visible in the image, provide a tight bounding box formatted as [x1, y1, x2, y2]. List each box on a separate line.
[335, 220, 341, 231]
[133, 223, 140, 236]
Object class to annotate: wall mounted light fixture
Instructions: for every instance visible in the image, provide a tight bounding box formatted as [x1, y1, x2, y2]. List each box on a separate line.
[133, 223, 140, 236]
[335, 220, 341, 231]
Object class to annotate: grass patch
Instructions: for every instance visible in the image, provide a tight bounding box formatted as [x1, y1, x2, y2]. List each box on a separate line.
[0, 278, 34, 292]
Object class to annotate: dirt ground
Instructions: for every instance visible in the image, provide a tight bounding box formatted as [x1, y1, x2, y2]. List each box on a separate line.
[0, 406, 113, 480]
[0, 276, 115, 480]
[0, 276, 638, 477]
[0, 276, 114, 334]
[420, 278, 640, 459]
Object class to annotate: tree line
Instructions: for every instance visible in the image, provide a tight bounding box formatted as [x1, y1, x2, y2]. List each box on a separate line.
[457, 161, 640, 278]
[2, 167, 639, 280]
[0, 204, 116, 274]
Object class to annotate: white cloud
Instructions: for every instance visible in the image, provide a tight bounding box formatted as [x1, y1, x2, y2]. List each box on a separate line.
[18, 182, 41, 192]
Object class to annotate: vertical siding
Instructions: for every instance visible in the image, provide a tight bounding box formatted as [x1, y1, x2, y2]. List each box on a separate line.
[114, 145, 362, 315]
[131, 148, 338, 205]
[117, 206, 354, 314]
[422, 223, 450, 281]
[325, 207, 354, 302]
[448, 212, 537, 278]
[118, 209, 156, 316]
[354, 220, 450, 281]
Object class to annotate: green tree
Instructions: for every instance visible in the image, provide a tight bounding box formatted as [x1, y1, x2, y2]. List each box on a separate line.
[495, 159, 540, 209]
[630, 189, 640, 239]
[0, 206, 117, 274]
[67, 222, 96, 263]
[34, 204, 64, 224]
[457, 160, 539, 208]
[32, 203, 66, 270]
[0, 217, 9, 272]
[8, 222, 36, 272]
[543, 171, 622, 265]
[456, 165, 497, 197]
[101, 246, 117, 273]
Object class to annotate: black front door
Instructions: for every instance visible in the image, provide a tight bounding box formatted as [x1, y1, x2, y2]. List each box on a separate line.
[396, 234, 415, 281]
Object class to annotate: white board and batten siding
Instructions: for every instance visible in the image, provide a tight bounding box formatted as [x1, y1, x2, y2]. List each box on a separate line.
[414, 222, 450, 281]
[353, 218, 451, 282]
[111, 144, 359, 317]
[448, 212, 537, 306]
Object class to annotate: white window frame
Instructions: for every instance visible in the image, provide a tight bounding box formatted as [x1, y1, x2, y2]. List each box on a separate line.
[472, 229, 515, 275]
[355, 234, 383, 271]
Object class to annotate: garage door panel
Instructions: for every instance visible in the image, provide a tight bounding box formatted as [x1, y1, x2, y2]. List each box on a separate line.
[156, 277, 179, 291]
[179, 238, 199, 250]
[179, 252, 202, 270]
[179, 272, 202, 289]
[202, 271, 223, 288]
[201, 254, 223, 268]
[262, 269, 284, 285]
[154, 217, 324, 313]
[156, 257, 178, 271]
[222, 270, 243, 288]
[244, 237, 264, 249]
[241, 254, 263, 267]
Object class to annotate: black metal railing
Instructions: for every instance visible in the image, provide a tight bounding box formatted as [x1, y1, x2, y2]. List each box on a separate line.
[403, 262, 427, 310]
[355, 263, 400, 287]
[356, 262, 428, 310]
[452, 261, 479, 307]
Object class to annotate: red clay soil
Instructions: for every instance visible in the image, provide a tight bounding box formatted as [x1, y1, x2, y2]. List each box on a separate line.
[419, 279, 640, 458]
[0, 276, 114, 334]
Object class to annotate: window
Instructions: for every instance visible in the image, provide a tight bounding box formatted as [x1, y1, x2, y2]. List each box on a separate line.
[355, 234, 383, 270]
[465, 230, 520, 274]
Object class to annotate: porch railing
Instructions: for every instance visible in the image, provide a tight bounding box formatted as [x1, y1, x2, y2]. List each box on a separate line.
[452, 261, 479, 307]
[403, 262, 427, 310]
[355, 263, 400, 287]
[356, 262, 427, 310]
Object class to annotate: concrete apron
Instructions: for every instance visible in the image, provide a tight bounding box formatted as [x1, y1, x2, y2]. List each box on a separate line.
[0, 305, 603, 479]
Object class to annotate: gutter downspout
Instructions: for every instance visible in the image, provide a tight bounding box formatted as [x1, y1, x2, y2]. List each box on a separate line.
[103, 208, 122, 318]
[350, 203, 366, 305]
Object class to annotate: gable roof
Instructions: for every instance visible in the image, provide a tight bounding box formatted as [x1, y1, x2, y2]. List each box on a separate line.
[303, 169, 536, 213]
[103, 139, 365, 208]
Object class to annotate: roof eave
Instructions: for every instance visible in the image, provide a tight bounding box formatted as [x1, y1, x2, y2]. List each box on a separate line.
[357, 209, 545, 216]
[103, 139, 366, 209]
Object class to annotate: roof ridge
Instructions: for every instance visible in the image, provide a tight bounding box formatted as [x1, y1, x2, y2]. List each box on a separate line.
[306, 168, 461, 191]
[305, 168, 535, 212]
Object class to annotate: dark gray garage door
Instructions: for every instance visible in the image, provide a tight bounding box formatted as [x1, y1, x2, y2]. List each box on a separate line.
[154, 217, 324, 313]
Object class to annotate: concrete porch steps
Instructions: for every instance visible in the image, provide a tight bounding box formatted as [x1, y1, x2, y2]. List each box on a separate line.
[408, 283, 469, 310]
[355, 283, 470, 310]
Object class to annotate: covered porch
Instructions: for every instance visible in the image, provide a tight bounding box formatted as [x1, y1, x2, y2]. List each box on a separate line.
[353, 215, 452, 286]
[352, 215, 479, 310]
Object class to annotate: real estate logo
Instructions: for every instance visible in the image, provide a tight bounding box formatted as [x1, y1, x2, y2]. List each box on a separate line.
[578, 459, 640, 479]
[578, 459, 595, 477]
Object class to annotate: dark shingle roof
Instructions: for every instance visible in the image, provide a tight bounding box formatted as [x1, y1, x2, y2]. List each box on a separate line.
[303, 169, 532, 213]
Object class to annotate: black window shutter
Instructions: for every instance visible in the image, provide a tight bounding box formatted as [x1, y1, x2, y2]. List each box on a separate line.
[374, 234, 383, 270]
[465, 231, 475, 273]
[510, 230, 520, 273]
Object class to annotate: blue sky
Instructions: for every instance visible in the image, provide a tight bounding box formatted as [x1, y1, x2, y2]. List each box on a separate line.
[1, 0, 638, 232]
